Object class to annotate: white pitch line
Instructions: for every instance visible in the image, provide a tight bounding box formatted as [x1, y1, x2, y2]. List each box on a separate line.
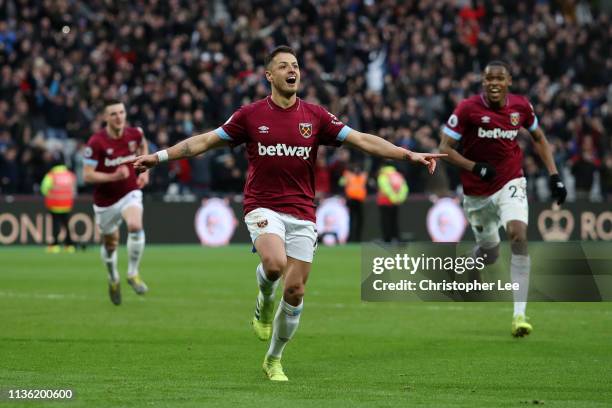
[0, 291, 610, 315]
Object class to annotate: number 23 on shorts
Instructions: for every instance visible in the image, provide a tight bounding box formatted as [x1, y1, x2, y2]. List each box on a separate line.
[507, 179, 526, 200]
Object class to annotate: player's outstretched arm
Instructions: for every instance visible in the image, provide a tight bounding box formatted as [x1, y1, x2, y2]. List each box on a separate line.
[343, 129, 446, 174]
[132, 130, 227, 172]
[529, 127, 567, 204]
[439, 133, 497, 181]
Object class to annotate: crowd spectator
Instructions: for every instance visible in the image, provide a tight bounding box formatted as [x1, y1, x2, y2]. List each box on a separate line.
[0, 0, 609, 201]
[571, 134, 601, 199]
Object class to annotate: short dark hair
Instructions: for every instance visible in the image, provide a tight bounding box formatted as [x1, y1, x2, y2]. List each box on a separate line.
[104, 98, 123, 108]
[485, 60, 511, 75]
[264, 45, 297, 68]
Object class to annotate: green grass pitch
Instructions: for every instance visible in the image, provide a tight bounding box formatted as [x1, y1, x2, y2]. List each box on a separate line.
[1, 244, 611, 407]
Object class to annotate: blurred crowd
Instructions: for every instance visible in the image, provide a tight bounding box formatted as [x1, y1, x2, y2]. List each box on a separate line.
[0, 0, 610, 201]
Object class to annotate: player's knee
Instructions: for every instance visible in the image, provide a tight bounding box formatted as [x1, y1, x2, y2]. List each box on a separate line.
[104, 242, 117, 253]
[261, 254, 286, 278]
[507, 225, 528, 254]
[126, 222, 142, 233]
[103, 233, 119, 252]
[506, 221, 527, 242]
[478, 245, 500, 265]
[508, 230, 527, 244]
[284, 283, 305, 304]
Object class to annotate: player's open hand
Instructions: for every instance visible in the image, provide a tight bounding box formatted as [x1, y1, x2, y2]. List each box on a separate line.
[131, 154, 159, 173]
[407, 151, 447, 174]
[113, 165, 130, 181]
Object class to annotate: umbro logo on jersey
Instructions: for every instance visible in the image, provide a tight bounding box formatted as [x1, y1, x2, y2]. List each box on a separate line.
[258, 126, 269, 134]
[481, 116, 491, 123]
[258, 142, 312, 160]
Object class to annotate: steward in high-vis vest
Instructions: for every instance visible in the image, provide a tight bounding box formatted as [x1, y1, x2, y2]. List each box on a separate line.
[377, 164, 408, 243]
[339, 165, 368, 242]
[41, 164, 77, 253]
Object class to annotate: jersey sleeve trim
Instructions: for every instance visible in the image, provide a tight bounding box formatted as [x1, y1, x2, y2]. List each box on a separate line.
[527, 116, 539, 132]
[336, 126, 352, 142]
[214, 127, 232, 141]
[442, 126, 462, 140]
[83, 159, 98, 167]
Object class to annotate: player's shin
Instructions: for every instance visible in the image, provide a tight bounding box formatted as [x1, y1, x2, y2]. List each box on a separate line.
[100, 245, 119, 282]
[267, 298, 303, 358]
[511, 254, 530, 317]
[256, 263, 280, 322]
[127, 230, 145, 277]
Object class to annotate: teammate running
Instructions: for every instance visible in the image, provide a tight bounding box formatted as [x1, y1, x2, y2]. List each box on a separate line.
[84, 100, 150, 305]
[439, 61, 567, 337]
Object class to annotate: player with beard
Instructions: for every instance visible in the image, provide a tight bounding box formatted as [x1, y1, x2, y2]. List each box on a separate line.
[439, 61, 567, 337]
[132, 46, 445, 380]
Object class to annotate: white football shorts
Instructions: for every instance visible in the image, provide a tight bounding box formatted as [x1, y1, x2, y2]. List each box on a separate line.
[463, 177, 528, 248]
[93, 190, 143, 235]
[244, 207, 318, 263]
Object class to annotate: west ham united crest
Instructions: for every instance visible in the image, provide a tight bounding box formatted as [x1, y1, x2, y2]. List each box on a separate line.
[299, 122, 313, 138]
[510, 112, 520, 126]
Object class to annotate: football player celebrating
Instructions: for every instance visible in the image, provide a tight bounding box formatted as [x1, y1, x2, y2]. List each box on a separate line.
[132, 46, 445, 381]
[439, 61, 567, 337]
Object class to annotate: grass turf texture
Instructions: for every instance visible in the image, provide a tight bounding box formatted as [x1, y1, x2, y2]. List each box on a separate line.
[1, 245, 611, 407]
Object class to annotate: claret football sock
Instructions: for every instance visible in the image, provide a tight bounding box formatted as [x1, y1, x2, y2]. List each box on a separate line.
[511, 254, 530, 317]
[267, 298, 303, 359]
[101, 245, 119, 283]
[127, 230, 145, 278]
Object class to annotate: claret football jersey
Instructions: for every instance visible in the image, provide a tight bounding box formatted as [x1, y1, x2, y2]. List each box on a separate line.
[216, 96, 352, 222]
[84, 127, 144, 206]
[443, 93, 538, 196]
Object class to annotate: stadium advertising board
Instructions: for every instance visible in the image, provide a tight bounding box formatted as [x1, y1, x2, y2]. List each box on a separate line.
[193, 198, 238, 246]
[315, 197, 350, 245]
[1, 197, 611, 244]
